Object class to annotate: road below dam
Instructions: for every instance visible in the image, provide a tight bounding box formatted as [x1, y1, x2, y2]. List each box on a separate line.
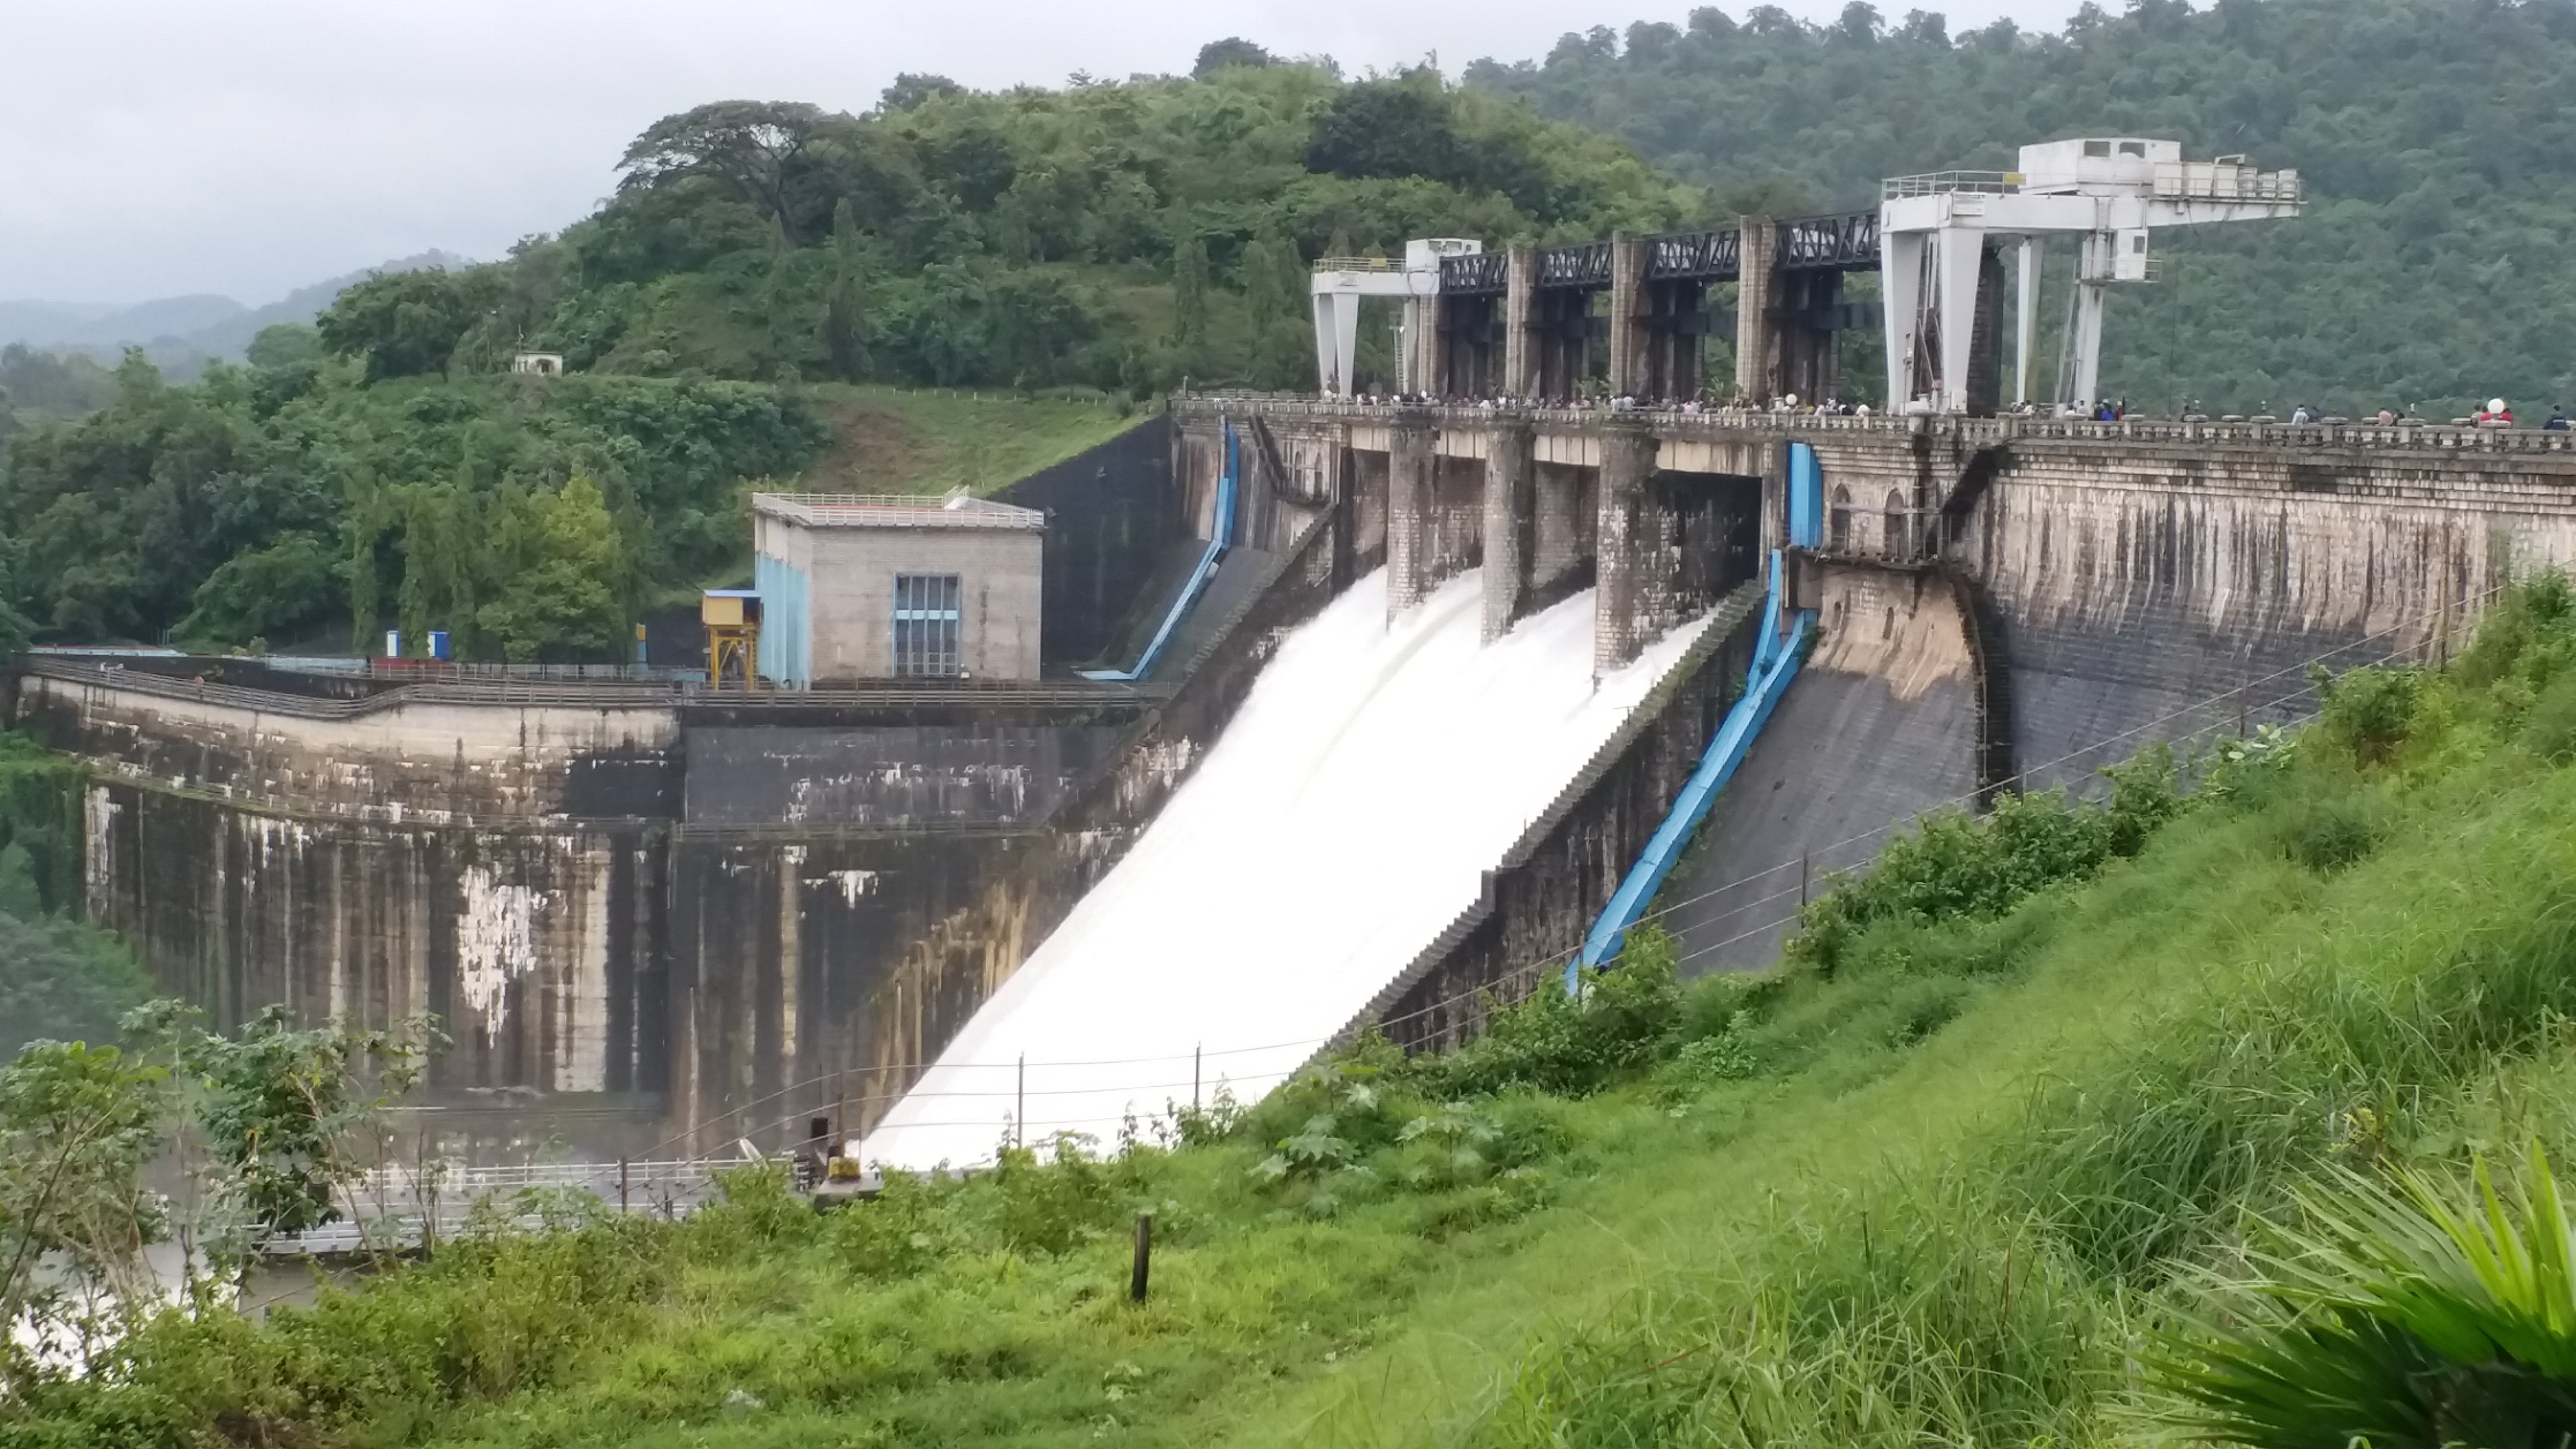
[863, 567, 1720, 1167]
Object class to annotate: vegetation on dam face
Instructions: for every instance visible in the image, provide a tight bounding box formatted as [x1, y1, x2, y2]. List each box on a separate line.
[0, 732, 145, 1059]
[17, 577, 2576, 1445]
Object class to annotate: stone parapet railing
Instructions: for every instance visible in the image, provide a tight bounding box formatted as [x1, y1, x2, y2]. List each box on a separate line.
[11, 655, 1162, 723]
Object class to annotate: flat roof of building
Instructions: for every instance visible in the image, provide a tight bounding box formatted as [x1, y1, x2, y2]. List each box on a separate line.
[752, 492, 1045, 532]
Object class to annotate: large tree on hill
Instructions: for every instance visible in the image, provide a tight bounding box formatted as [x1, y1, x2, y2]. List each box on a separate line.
[618, 101, 841, 245]
[1306, 75, 1462, 186]
[475, 473, 630, 663]
[1194, 37, 1277, 78]
[314, 267, 501, 382]
[878, 73, 963, 112]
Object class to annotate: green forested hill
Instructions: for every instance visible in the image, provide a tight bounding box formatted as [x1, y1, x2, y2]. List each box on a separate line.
[15, 3, 2576, 658]
[1466, 0, 2576, 416]
[0, 60, 1685, 656]
[513, 63, 1688, 391]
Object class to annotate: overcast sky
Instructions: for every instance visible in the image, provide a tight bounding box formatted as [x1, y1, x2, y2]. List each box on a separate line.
[5, 0, 2085, 306]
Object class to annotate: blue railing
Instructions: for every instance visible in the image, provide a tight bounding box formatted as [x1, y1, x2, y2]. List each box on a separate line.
[1573, 442, 1825, 981]
[1081, 419, 1238, 683]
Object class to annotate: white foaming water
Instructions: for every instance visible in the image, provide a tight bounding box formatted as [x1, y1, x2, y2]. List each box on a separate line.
[861, 567, 1716, 1168]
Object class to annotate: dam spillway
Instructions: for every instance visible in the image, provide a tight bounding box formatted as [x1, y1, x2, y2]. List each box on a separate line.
[862, 567, 1717, 1168]
[26, 403, 2576, 1163]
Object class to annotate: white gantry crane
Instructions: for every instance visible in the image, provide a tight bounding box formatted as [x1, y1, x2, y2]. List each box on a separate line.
[1309, 239, 1478, 396]
[1881, 138, 2303, 415]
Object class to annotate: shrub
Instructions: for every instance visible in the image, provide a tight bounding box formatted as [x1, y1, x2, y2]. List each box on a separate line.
[1791, 752, 2182, 974]
[2524, 667, 2576, 764]
[1660, 1015, 1760, 1097]
[2140, 1140, 2576, 1449]
[830, 1169, 966, 1280]
[2271, 786, 2392, 872]
[984, 1133, 1122, 1255]
[1420, 930, 1684, 1099]
[2316, 662, 2422, 765]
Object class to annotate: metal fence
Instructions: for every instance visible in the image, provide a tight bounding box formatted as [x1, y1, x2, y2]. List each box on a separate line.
[261, 1157, 741, 1256]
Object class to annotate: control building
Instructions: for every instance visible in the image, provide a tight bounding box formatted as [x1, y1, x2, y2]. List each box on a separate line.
[751, 492, 1045, 685]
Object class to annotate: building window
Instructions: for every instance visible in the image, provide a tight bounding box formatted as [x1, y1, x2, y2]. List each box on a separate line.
[892, 574, 962, 677]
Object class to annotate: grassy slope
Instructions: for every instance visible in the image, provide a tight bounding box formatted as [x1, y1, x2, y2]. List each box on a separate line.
[448, 742, 2576, 1445]
[1229, 815, 2321, 1444]
[652, 385, 1147, 602]
[798, 385, 1147, 498]
[1225, 757, 2570, 1444]
[53, 591, 2576, 1448]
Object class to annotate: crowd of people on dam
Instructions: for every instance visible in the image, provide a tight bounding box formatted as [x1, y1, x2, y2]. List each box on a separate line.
[1321, 389, 2572, 430]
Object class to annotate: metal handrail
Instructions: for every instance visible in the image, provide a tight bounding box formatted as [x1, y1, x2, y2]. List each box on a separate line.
[752, 493, 1045, 530]
[1883, 171, 2021, 199]
[1168, 397, 2576, 457]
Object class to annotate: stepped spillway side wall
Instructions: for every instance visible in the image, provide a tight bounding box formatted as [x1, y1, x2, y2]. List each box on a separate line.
[1333, 581, 1768, 1055]
[1966, 441, 2576, 789]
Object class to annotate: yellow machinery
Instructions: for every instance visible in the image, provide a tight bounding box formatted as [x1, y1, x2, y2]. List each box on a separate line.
[702, 590, 761, 690]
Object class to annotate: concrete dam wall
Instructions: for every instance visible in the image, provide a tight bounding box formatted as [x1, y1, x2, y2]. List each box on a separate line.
[1179, 402, 2576, 1002]
[1961, 439, 2576, 785]
[1663, 567, 1983, 974]
[27, 399, 2576, 1163]
[11, 412, 1367, 1157]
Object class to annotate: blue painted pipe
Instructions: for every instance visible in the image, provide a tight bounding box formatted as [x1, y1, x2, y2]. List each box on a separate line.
[1082, 419, 1237, 682]
[1571, 442, 1825, 983]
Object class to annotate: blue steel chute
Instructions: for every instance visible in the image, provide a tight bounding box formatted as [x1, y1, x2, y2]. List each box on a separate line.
[1081, 418, 1238, 683]
[1572, 441, 1825, 984]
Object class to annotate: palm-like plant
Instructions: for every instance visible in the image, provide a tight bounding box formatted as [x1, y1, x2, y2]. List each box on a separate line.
[2141, 1139, 2576, 1448]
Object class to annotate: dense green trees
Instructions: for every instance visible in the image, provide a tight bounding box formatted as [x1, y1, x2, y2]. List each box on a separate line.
[0, 353, 821, 655]
[503, 63, 1684, 392]
[315, 269, 505, 382]
[1465, 0, 2576, 416]
[0, 63, 1677, 652]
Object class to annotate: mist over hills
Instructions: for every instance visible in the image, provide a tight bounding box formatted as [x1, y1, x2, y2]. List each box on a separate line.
[0, 250, 472, 373]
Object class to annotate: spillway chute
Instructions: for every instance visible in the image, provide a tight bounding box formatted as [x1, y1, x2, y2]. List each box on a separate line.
[861, 567, 1719, 1168]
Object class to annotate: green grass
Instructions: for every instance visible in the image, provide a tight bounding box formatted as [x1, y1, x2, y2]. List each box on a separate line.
[29, 583, 2576, 1448]
[800, 384, 1148, 498]
[641, 385, 1150, 605]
